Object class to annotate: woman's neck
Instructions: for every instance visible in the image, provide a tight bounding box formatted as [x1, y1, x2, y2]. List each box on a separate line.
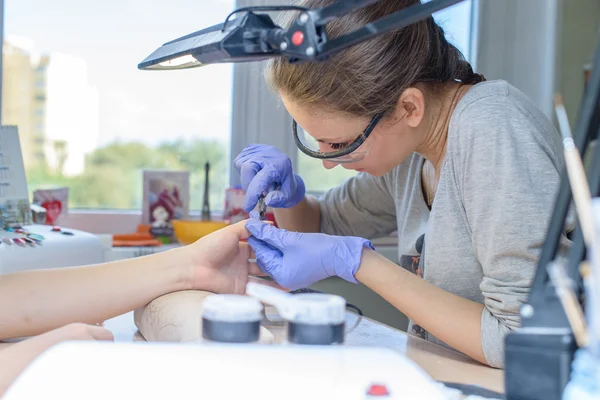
[416, 82, 468, 174]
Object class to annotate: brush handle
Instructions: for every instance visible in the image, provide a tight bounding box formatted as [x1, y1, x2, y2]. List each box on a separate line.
[549, 262, 588, 347]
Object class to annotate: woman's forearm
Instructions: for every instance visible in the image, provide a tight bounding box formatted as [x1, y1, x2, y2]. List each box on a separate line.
[0, 248, 191, 340]
[274, 195, 321, 233]
[355, 249, 488, 365]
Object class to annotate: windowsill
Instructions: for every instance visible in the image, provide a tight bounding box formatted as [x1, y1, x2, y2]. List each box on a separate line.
[66, 209, 143, 216]
[65, 209, 226, 215]
[60, 209, 226, 235]
[59, 209, 142, 235]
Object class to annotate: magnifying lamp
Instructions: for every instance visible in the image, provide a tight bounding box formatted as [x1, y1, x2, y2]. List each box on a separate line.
[137, 0, 464, 70]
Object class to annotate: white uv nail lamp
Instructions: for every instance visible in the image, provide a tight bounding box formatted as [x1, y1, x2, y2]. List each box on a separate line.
[0, 224, 104, 274]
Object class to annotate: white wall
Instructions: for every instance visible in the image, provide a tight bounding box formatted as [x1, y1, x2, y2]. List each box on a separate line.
[474, 0, 561, 120]
[556, 0, 600, 130]
[475, 0, 600, 127]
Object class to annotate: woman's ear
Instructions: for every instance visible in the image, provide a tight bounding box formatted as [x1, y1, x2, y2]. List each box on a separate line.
[396, 88, 425, 128]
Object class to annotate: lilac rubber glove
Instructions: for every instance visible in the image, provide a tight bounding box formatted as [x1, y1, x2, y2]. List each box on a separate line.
[234, 144, 306, 212]
[245, 219, 375, 290]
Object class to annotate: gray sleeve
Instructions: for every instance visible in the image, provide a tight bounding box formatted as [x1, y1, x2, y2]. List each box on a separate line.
[318, 172, 397, 239]
[455, 95, 570, 368]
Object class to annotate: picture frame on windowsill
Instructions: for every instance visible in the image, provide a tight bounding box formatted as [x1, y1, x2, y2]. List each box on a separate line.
[141, 169, 190, 244]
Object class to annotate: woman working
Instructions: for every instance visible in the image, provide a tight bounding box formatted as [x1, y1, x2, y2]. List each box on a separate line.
[235, 0, 573, 368]
[0, 221, 271, 394]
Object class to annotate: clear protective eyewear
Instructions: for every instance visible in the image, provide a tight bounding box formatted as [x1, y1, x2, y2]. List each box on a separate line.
[292, 113, 382, 163]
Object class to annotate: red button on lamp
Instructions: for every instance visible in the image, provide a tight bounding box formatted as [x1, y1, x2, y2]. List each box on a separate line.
[292, 31, 304, 46]
[366, 384, 390, 396]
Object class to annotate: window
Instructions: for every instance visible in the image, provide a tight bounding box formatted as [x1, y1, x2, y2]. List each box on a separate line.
[297, 0, 476, 193]
[2, 0, 234, 212]
[431, 0, 475, 63]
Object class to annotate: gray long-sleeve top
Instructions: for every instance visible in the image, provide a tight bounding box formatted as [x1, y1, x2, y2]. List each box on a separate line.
[318, 80, 573, 368]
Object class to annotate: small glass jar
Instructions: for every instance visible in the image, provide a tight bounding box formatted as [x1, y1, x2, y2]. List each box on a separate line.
[201, 294, 264, 343]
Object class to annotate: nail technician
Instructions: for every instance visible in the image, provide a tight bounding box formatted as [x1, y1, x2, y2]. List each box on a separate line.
[236, 0, 573, 368]
[0, 221, 268, 394]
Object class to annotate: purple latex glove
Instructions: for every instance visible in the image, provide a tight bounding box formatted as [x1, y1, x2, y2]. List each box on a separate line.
[245, 219, 375, 290]
[234, 144, 305, 212]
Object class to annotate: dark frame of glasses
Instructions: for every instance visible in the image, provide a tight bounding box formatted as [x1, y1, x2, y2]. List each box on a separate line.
[292, 113, 383, 160]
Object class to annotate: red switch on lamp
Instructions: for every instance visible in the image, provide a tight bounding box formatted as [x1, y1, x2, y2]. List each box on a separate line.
[366, 384, 390, 397]
[292, 31, 304, 46]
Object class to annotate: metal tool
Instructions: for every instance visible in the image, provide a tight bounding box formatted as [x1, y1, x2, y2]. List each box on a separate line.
[257, 182, 280, 221]
[257, 196, 268, 221]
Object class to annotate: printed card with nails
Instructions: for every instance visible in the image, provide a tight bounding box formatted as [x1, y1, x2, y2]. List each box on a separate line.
[0, 126, 31, 227]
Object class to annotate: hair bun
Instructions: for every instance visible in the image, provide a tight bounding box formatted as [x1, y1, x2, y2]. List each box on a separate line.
[457, 61, 486, 84]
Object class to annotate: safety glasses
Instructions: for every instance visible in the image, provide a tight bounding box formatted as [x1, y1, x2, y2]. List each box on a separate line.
[292, 113, 382, 163]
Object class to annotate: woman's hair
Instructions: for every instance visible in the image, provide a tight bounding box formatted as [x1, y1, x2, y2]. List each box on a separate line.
[265, 0, 485, 117]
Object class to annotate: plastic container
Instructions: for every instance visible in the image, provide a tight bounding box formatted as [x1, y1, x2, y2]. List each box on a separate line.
[285, 293, 347, 345]
[201, 294, 263, 343]
[245, 282, 353, 345]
